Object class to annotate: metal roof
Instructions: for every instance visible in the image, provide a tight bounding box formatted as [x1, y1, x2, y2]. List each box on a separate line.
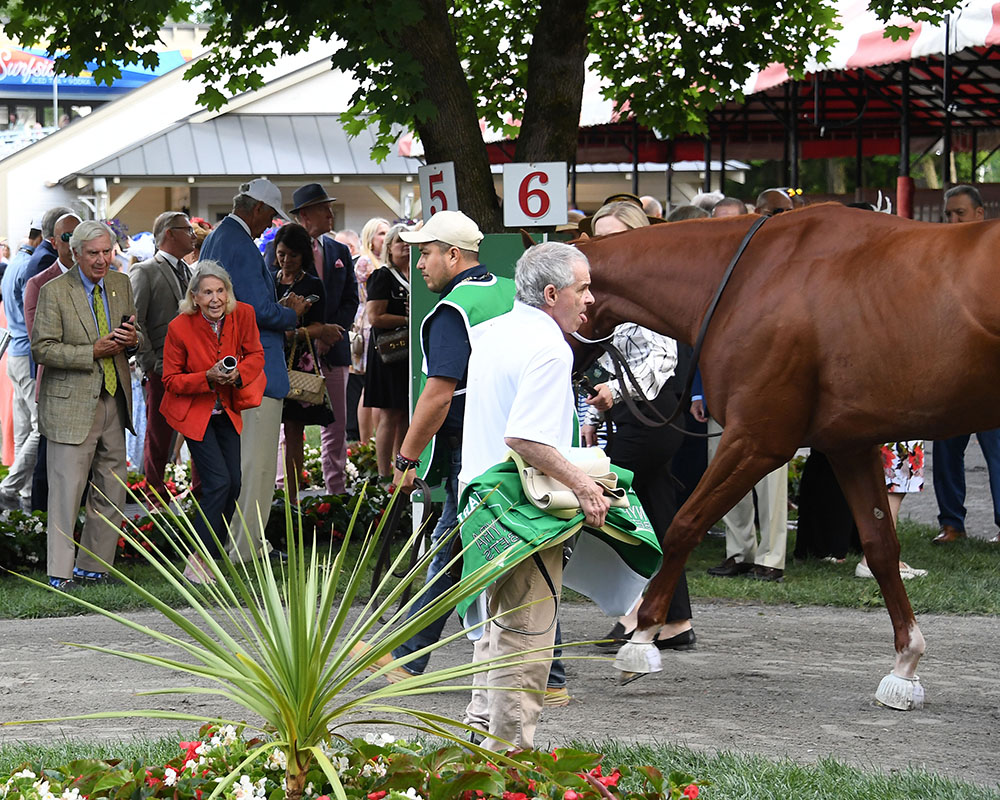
[70, 114, 419, 180]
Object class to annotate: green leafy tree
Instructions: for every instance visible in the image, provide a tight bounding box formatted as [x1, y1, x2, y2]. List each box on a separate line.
[5, 0, 960, 230]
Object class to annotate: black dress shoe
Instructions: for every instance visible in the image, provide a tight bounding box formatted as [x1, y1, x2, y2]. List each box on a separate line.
[706, 556, 752, 577]
[655, 628, 696, 651]
[597, 621, 633, 649]
[747, 565, 784, 582]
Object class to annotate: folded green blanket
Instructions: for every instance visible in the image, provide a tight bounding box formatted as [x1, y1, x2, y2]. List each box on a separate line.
[456, 457, 662, 619]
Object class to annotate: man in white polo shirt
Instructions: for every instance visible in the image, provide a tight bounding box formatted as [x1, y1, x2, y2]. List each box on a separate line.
[460, 241, 610, 752]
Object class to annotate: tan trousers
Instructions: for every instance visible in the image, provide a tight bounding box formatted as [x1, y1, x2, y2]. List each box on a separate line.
[464, 542, 563, 752]
[227, 396, 282, 561]
[707, 416, 788, 569]
[46, 392, 127, 579]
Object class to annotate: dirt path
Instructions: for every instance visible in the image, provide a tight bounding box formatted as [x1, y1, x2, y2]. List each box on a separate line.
[2, 600, 998, 788]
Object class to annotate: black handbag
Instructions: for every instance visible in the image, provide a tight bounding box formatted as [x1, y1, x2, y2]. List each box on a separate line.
[376, 327, 409, 365]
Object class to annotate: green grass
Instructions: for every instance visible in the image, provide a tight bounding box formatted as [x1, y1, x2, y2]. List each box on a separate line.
[0, 538, 400, 620]
[3, 518, 998, 620]
[587, 741, 1000, 799]
[1, 738, 997, 798]
[683, 518, 1000, 617]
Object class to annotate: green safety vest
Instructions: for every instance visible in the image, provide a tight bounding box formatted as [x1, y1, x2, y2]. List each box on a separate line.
[416, 274, 516, 486]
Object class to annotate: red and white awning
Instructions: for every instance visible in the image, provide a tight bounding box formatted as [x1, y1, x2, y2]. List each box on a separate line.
[744, 0, 1000, 93]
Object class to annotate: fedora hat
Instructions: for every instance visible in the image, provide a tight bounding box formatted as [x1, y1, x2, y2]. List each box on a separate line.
[291, 183, 337, 214]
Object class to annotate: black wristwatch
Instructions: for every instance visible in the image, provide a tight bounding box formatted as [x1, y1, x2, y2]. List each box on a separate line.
[394, 452, 421, 472]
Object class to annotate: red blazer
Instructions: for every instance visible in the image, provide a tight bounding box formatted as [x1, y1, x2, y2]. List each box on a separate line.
[160, 301, 265, 441]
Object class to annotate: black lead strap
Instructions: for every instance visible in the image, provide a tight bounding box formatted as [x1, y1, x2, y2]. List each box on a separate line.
[589, 213, 771, 436]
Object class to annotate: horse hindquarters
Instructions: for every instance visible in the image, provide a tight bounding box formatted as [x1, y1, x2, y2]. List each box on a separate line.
[826, 448, 926, 708]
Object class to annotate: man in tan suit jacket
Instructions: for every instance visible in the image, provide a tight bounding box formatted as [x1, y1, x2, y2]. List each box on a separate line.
[130, 211, 195, 498]
[31, 220, 142, 591]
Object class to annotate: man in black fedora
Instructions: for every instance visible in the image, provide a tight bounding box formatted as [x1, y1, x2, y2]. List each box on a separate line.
[267, 183, 358, 494]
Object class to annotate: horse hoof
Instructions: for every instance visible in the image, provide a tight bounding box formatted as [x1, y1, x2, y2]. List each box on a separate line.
[875, 672, 925, 710]
[613, 642, 662, 686]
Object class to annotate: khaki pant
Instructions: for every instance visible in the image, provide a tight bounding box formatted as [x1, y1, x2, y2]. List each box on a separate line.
[464, 542, 563, 751]
[46, 392, 127, 579]
[227, 396, 282, 561]
[707, 416, 788, 569]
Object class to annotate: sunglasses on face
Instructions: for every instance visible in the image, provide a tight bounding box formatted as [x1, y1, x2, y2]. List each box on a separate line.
[60, 232, 73, 242]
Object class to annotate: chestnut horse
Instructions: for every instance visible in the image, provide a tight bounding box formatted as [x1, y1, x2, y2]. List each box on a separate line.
[573, 204, 1000, 708]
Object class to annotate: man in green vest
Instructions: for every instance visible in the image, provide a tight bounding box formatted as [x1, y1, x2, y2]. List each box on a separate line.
[375, 211, 515, 678]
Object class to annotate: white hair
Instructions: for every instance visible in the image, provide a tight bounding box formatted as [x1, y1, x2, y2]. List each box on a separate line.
[514, 242, 587, 308]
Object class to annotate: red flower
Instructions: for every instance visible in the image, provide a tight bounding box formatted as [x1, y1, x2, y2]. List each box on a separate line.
[179, 741, 202, 765]
[346, 448, 352, 457]
[597, 769, 621, 788]
[683, 784, 699, 799]
[367, 792, 387, 800]
[144, 771, 161, 787]
[563, 792, 579, 800]
[317, 796, 330, 800]
[318, 502, 331, 514]
[195, 791, 203, 800]
[502, 793, 528, 800]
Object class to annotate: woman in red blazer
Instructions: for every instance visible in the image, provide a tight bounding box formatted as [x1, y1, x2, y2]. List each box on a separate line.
[161, 260, 265, 582]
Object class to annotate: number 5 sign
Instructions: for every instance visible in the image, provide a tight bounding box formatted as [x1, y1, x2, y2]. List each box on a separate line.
[502, 162, 568, 228]
[418, 162, 457, 221]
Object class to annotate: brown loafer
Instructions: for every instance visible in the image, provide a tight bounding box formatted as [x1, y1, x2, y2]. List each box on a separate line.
[706, 556, 753, 577]
[932, 524, 967, 544]
[747, 565, 784, 582]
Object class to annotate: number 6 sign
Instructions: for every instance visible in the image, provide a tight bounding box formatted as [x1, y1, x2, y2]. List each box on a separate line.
[502, 162, 568, 228]
[418, 162, 457, 221]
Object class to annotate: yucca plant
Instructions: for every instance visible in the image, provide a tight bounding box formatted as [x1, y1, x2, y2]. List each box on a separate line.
[7, 484, 581, 800]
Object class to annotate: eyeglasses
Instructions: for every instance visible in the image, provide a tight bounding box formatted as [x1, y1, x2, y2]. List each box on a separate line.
[60, 232, 73, 242]
[170, 226, 196, 235]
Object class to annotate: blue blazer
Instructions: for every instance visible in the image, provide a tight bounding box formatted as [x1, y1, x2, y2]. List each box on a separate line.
[23, 239, 58, 283]
[201, 216, 297, 399]
[264, 235, 358, 367]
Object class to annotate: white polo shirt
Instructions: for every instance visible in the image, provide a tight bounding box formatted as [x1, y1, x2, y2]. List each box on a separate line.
[460, 300, 576, 484]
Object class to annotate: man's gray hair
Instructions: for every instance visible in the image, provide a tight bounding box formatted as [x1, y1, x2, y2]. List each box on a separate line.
[944, 184, 984, 209]
[514, 242, 588, 308]
[233, 192, 257, 214]
[153, 211, 189, 246]
[179, 260, 238, 315]
[70, 220, 115, 256]
[41, 205, 74, 238]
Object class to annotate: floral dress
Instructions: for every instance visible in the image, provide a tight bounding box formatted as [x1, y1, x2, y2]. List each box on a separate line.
[881, 440, 924, 494]
[350, 256, 378, 374]
[276, 271, 334, 426]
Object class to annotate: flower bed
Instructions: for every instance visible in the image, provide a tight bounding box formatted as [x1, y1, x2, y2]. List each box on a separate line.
[0, 725, 702, 800]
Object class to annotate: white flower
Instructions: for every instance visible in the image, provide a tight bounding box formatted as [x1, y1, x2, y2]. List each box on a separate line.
[360, 759, 387, 778]
[304, 781, 315, 797]
[331, 756, 350, 773]
[265, 748, 288, 771]
[60, 788, 82, 800]
[12, 770, 36, 780]
[401, 788, 424, 800]
[163, 767, 178, 787]
[363, 732, 396, 747]
[211, 724, 239, 747]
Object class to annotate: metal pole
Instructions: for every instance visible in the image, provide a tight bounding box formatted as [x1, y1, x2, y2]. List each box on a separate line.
[856, 117, 864, 200]
[898, 66, 914, 218]
[719, 121, 727, 192]
[781, 83, 790, 186]
[632, 117, 640, 196]
[666, 140, 675, 215]
[789, 81, 799, 188]
[52, 74, 58, 128]
[703, 138, 712, 192]
[942, 14, 953, 187]
[569, 157, 577, 209]
[970, 128, 978, 182]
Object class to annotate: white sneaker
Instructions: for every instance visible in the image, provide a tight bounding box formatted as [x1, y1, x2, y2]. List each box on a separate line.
[855, 561, 927, 579]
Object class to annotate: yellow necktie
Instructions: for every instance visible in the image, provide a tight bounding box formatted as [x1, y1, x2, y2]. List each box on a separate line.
[93, 284, 117, 396]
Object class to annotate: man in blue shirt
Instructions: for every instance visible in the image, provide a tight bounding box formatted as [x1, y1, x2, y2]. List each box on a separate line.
[0, 220, 43, 510]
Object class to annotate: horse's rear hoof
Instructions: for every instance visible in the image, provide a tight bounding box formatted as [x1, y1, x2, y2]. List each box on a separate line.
[875, 672, 925, 710]
[613, 642, 662, 687]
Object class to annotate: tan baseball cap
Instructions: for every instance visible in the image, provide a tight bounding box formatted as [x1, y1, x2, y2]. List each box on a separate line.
[400, 210, 484, 251]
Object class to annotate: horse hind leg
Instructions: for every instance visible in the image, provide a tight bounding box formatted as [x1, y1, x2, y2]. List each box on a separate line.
[827, 447, 926, 710]
[616, 429, 792, 685]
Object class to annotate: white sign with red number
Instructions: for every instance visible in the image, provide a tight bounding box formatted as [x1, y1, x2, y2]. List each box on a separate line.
[502, 162, 568, 228]
[418, 162, 457, 221]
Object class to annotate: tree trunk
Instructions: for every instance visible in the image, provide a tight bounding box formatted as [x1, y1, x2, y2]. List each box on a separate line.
[401, 0, 504, 231]
[514, 0, 589, 167]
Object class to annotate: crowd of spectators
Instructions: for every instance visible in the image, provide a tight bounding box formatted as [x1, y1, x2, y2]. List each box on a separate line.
[0, 181, 995, 752]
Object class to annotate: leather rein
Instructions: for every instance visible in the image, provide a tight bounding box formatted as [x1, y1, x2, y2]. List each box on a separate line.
[573, 213, 770, 436]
